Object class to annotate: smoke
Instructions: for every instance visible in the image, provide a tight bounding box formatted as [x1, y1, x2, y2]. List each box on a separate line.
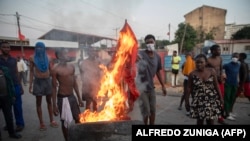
[48, 0, 143, 38]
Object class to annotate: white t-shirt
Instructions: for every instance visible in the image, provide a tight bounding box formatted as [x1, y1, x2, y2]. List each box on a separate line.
[20, 59, 28, 71]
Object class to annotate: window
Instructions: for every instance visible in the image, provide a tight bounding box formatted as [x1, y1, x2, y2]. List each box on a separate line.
[245, 46, 250, 50]
[223, 47, 229, 51]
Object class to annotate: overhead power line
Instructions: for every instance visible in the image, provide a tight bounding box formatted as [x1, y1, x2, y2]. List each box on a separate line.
[0, 13, 15, 16]
[21, 15, 65, 29]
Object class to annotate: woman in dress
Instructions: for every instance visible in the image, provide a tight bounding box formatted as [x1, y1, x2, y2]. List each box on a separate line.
[185, 54, 224, 125]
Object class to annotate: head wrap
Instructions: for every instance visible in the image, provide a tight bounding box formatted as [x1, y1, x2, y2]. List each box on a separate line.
[34, 42, 49, 72]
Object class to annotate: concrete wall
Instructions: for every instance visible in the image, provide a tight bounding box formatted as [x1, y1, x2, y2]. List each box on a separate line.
[215, 39, 250, 54]
[184, 5, 226, 40]
[165, 70, 184, 86]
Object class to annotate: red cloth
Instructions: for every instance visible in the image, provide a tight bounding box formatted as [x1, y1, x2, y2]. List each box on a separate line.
[114, 20, 139, 102]
[218, 83, 225, 98]
[121, 21, 139, 102]
[244, 82, 250, 97]
[236, 82, 250, 97]
[18, 29, 25, 41]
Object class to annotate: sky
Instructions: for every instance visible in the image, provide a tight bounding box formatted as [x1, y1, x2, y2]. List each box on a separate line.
[0, 0, 250, 41]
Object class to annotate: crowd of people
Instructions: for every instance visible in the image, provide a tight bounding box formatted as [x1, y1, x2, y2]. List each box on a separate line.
[0, 35, 250, 140]
[179, 44, 250, 125]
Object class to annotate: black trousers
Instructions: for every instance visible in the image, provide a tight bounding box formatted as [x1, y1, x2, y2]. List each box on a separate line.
[180, 79, 190, 112]
[0, 95, 15, 135]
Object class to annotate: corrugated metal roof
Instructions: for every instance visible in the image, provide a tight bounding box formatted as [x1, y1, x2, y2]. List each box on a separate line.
[38, 29, 116, 46]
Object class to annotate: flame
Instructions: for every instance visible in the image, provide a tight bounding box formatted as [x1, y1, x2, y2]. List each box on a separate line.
[79, 20, 139, 123]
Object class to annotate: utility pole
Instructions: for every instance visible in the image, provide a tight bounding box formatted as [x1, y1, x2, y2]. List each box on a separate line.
[15, 12, 24, 56]
[16, 12, 21, 31]
[180, 23, 187, 54]
[168, 23, 170, 41]
[113, 27, 119, 40]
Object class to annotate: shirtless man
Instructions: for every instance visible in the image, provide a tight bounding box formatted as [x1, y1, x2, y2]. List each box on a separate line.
[79, 48, 102, 112]
[51, 48, 83, 141]
[29, 42, 58, 131]
[207, 44, 227, 125]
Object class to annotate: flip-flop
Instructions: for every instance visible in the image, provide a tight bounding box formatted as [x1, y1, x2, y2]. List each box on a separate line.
[50, 121, 59, 128]
[39, 124, 47, 131]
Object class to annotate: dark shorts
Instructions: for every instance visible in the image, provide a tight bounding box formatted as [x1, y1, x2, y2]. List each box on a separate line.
[33, 77, 52, 96]
[171, 69, 179, 74]
[57, 94, 80, 122]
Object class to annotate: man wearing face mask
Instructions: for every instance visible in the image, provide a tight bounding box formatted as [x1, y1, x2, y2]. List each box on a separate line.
[223, 52, 240, 121]
[136, 34, 167, 125]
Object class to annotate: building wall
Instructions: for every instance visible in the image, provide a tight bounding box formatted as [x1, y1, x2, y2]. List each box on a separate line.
[232, 43, 250, 54]
[215, 39, 250, 54]
[153, 50, 168, 84]
[225, 23, 250, 39]
[193, 39, 250, 55]
[184, 5, 226, 40]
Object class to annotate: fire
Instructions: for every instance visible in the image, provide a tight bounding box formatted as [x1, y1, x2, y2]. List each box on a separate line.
[79, 20, 139, 123]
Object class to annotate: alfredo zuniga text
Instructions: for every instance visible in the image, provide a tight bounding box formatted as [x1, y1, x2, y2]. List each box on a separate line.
[132, 125, 249, 140]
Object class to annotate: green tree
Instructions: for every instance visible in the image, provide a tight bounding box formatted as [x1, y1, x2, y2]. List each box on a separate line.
[156, 40, 170, 49]
[173, 22, 197, 53]
[204, 32, 215, 40]
[198, 27, 216, 42]
[231, 26, 250, 39]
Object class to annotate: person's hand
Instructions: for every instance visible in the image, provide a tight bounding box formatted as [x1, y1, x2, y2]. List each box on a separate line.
[78, 100, 84, 107]
[53, 105, 59, 116]
[12, 97, 16, 104]
[20, 86, 24, 95]
[220, 99, 224, 104]
[29, 86, 33, 94]
[238, 84, 244, 92]
[162, 86, 167, 96]
[220, 99, 224, 108]
[222, 73, 226, 79]
[136, 54, 142, 62]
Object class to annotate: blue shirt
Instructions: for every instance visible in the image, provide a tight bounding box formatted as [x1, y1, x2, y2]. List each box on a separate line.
[223, 61, 240, 86]
[0, 55, 19, 85]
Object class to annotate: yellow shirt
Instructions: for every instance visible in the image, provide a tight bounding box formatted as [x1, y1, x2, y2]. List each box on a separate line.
[171, 56, 181, 70]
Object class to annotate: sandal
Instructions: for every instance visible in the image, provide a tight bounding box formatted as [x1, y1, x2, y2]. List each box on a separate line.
[39, 124, 47, 131]
[50, 121, 59, 128]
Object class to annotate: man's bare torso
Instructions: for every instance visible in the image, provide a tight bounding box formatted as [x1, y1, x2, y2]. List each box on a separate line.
[53, 63, 75, 95]
[79, 58, 101, 95]
[207, 56, 223, 82]
[208, 56, 222, 74]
